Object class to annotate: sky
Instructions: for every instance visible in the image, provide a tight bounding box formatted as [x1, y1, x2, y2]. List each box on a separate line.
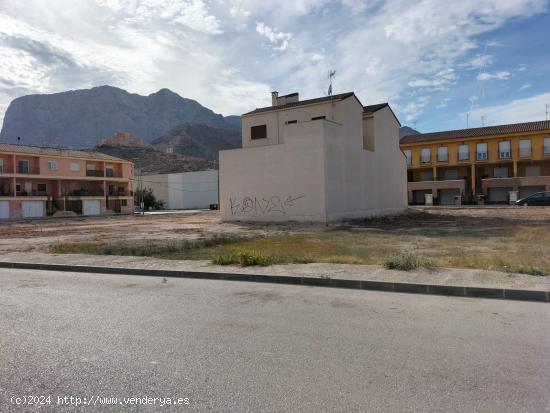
[0, 0, 549, 133]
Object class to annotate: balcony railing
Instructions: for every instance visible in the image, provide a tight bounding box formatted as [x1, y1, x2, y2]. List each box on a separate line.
[420, 155, 431, 164]
[498, 150, 511, 159]
[86, 170, 104, 177]
[437, 154, 448, 163]
[16, 190, 49, 197]
[106, 171, 123, 178]
[0, 191, 14, 197]
[17, 166, 40, 174]
[108, 191, 130, 196]
[457, 152, 470, 161]
[0, 164, 15, 174]
[64, 189, 105, 196]
[476, 152, 488, 161]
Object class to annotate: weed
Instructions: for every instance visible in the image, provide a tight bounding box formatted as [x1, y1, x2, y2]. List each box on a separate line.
[384, 252, 436, 271]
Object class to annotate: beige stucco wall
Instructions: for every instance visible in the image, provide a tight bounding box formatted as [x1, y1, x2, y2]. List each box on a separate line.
[221, 98, 407, 222]
[220, 120, 327, 221]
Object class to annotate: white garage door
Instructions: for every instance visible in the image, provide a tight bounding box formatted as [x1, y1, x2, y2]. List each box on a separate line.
[439, 189, 460, 205]
[83, 200, 101, 216]
[21, 201, 44, 218]
[0, 201, 9, 219]
[488, 187, 513, 203]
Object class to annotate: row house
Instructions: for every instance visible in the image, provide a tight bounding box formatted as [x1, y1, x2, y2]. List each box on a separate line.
[400, 121, 550, 204]
[0, 143, 134, 219]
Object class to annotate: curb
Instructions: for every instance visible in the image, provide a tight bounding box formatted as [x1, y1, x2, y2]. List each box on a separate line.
[0, 261, 548, 303]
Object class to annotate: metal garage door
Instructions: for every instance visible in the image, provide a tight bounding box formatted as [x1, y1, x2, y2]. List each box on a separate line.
[488, 187, 512, 203]
[519, 186, 545, 199]
[21, 201, 44, 218]
[83, 200, 101, 216]
[0, 201, 9, 219]
[439, 189, 460, 205]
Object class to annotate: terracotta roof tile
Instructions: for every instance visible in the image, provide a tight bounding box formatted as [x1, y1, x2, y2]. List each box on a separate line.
[400, 120, 550, 144]
[0, 143, 128, 162]
[242, 92, 356, 115]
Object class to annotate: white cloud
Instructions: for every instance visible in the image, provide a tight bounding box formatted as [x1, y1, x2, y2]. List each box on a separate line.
[477, 71, 511, 81]
[96, 0, 223, 34]
[255, 22, 293, 51]
[518, 83, 532, 92]
[469, 92, 550, 125]
[469, 54, 493, 69]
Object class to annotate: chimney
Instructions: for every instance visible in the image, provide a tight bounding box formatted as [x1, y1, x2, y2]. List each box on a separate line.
[271, 91, 279, 106]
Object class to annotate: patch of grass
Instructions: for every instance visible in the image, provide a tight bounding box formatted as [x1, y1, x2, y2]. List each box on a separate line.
[213, 249, 273, 267]
[51, 233, 251, 257]
[504, 266, 547, 277]
[384, 252, 436, 271]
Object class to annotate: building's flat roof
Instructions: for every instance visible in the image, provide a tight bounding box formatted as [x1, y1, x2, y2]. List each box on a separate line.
[0, 142, 128, 162]
[243, 92, 356, 115]
[400, 120, 550, 144]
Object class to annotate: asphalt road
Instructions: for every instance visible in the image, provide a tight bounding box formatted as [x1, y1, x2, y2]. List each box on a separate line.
[0, 269, 548, 412]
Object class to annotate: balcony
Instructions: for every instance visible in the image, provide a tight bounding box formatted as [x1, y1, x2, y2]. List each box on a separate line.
[105, 170, 123, 178]
[63, 189, 104, 197]
[17, 166, 40, 174]
[0, 190, 14, 197]
[0, 164, 14, 174]
[86, 170, 104, 177]
[16, 190, 49, 197]
[476, 152, 488, 161]
[108, 190, 131, 197]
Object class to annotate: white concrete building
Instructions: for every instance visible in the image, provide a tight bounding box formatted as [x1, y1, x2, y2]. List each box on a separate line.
[141, 170, 218, 209]
[219, 91, 407, 222]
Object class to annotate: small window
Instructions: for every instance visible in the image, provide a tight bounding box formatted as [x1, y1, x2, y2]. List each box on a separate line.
[286, 120, 297, 124]
[458, 144, 469, 160]
[251, 125, 267, 140]
[122, 200, 128, 206]
[37, 183, 47, 192]
[47, 161, 58, 170]
[544, 137, 550, 155]
[420, 148, 431, 163]
[106, 167, 114, 177]
[499, 141, 511, 159]
[437, 146, 448, 162]
[311, 116, 326, 120]
[70, 162, 81, 172]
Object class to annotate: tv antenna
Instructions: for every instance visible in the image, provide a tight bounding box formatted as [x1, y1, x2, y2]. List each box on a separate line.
[481, 115, 486, 127]
[327, 70, 336, 96]
[546, 104, 549, 121]
[466, 112, 470, 128]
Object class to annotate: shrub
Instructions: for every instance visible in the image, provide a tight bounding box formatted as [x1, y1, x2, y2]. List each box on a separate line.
[384, 252, 436, 271]
[212, 250, 273, 267]
[506, 266, 547, 276]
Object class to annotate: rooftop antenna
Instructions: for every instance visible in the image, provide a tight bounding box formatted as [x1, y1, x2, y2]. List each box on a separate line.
[466, 112, 470, 128]
[546, 104, 549, 121]
[17, 136, 21, 144]
[481, 115, 486, 127]
[413, 120, 418, 130]
[327, 70, 336, 96]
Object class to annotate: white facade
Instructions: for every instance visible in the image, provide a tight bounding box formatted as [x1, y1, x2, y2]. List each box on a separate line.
[219, 92, 408, 222]
[141, 170, 218, 209]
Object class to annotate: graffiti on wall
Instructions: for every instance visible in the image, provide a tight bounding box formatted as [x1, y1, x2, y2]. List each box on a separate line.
[229, 194, 305, 216]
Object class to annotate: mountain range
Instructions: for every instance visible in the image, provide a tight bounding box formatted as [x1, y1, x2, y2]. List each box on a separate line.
[0, 85, 239, 148]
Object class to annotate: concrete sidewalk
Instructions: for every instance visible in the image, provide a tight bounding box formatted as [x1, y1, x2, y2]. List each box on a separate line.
[0, 252, 548, 302]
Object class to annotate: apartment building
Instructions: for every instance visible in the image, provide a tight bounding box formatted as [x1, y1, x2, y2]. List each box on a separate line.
[219, 91, 407, 222]
[0, 143, 134, 219]
[400, 120, 550, 204]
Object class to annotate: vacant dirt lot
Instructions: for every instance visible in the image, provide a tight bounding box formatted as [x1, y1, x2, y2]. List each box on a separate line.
[1, 207, 550, 254]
